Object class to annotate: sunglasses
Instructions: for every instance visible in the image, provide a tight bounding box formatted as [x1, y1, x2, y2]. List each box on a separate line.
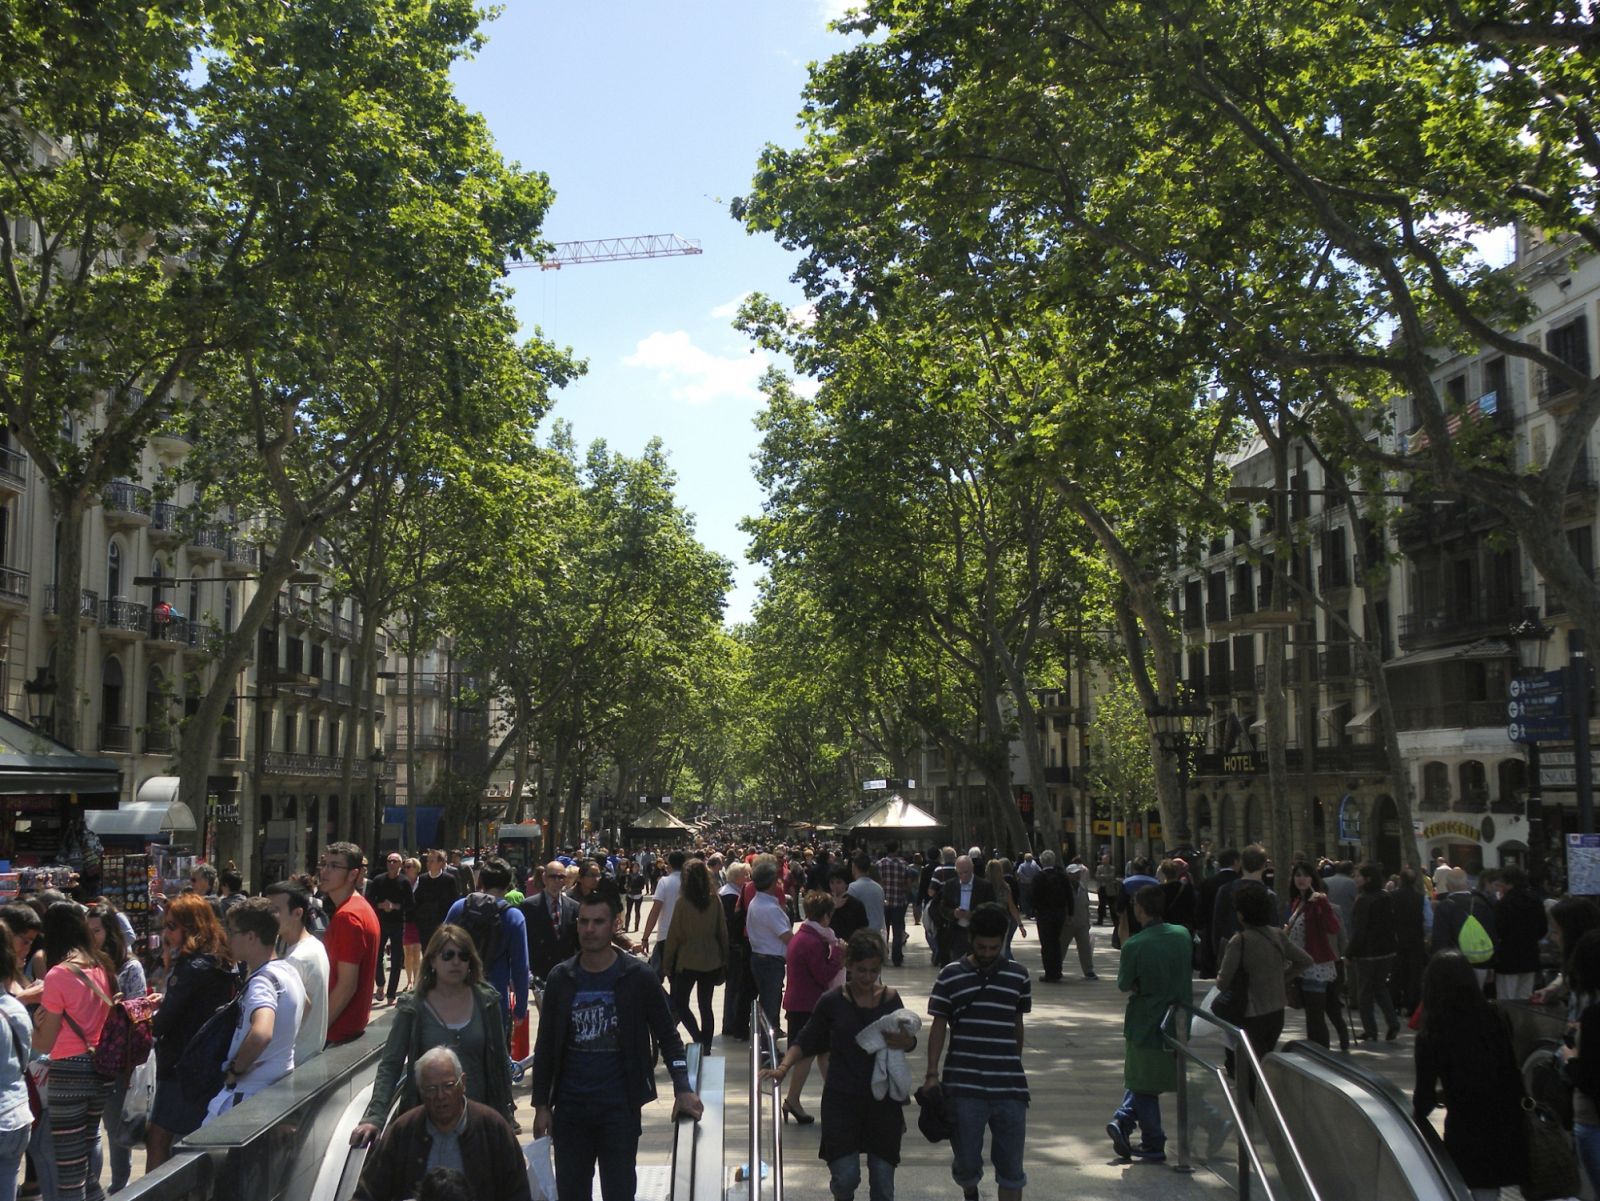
[435, 948, 468, 963]
[163, 921, 179, 931]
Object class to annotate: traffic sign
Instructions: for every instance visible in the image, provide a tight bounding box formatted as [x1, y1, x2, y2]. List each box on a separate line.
[1542, 751, 1600, 768]
[1510, 718, 1571, 743]
[1509, 696, 1568, 720]
[1511, 669, 1568, 699]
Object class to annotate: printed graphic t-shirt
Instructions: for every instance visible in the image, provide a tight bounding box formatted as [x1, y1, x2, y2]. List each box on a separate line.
[556, 955, 626, 1102]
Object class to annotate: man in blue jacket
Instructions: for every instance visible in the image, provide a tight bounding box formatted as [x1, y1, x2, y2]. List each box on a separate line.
[532, 891, 703, 1201]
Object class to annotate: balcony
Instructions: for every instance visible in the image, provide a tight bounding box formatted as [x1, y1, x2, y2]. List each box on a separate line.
[217, 734, 242, 761]
[1453, 786, 1491, 814]
[1182, 607, 1203, 631]
[1207, 669, 1231, 696]
[1319, 644, 1354, 680]
[1539, 367, 1585, 412]
[100, 724, 132, 753]
[1398, 591, 1526, 652]
[1314, 745, 1389, 775]
[222, 539, 258, 575]
[188, 523, 227, 560]
[142, 727, 175, 755]
[1230, 591, 1255, 619]
[1419, 783, 1453, 812]
[150, 408, 196, 454]
[45, 586, 98, 625]
[150, 502, 185, 546]
[1393, 700, 1508, 731]
[261, 751, 396, 780]
[1206, 596, 1230, 626]
[0, 445, 26, 495]
[99, 598, 150, 639]
[100, 480, 152, 528]
[0, 567, 28, 611]
[1229, 668, 1257, 695]
[146, 614, 191, 650]
[1317, 559, 1351, 593]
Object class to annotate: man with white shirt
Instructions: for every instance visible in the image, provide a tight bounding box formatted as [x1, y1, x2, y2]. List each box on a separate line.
[209, 899, 307, 1118]
[638, 849, 686, 974]
[264, 878, 329, 1067]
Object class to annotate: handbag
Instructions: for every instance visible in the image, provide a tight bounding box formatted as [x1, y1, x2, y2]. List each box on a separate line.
[525, 1134, 558, 1201]
[73, 967, 159, 1075]
[1522, 1095, 1581, 1201]
[1213, 931, 1253, 1026]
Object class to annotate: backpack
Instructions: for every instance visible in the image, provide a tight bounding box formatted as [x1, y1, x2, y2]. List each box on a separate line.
[178, 994, 242, 1104]
[458, 892, 508, 968]
[1459, 912, 1496, 965]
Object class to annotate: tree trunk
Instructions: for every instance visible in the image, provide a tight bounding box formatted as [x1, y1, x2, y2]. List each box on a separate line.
[177, 518, 317, 868]
[506, 693, 530, 824]
[48, 489, 90, 750]
[993, 629, 1055, 853]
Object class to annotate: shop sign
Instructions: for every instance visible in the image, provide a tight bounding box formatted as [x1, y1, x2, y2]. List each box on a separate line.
[1092, 820, 1113, 835]
[1223, 753, 1260, 774]
[1017, 789, 1035, 831]
[1336, 794, 1362, 845]
[1, 796, 58, 814]
[1421, 819, 1483, 844]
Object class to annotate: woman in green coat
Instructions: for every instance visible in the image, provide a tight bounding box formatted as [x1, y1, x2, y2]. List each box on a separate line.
[1108, 884, 1194, 1163]
[349, 924, 515, 1147]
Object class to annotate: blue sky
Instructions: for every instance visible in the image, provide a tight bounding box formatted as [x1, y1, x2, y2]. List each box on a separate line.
[453, 2, 856, 624]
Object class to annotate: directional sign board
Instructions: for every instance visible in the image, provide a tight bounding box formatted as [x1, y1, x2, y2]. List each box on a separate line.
[1511, 718, 1572, 743]
[1508, 669, 1569, 721]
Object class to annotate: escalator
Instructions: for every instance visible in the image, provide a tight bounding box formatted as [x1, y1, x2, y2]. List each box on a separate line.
[1164, 1002, 1469, 1201]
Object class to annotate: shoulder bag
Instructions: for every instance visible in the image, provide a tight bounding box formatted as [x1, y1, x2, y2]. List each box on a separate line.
[72, 965, 160, 1075]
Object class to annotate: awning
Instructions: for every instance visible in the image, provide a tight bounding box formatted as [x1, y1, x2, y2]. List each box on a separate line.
[1249, 714, 1267, 732]
[849, 795, 945, 833]
[0, 711, 120, 797]
[1384, 639, 1514, 671]
[626, 806, 694, 831]
[1318, 703, 1348, 732]
[1346, 701, 1383, 732]
[84, 800, 197, 839]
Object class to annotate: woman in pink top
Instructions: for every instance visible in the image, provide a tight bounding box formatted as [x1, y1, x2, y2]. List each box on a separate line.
[35, 903, 117, 1201]
[782, 891, 842, 1124]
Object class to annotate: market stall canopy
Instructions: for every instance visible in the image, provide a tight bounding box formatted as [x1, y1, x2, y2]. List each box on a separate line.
[628, 806, 694, 831]
[0, 712, 120, 797]
[847, 794, 945, 835]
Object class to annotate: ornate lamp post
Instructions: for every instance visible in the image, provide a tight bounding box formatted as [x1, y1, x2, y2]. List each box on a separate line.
[1146, 693, 1211, 853]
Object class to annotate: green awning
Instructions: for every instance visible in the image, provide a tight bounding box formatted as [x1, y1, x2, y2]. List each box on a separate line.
[0, 712, 120, 797]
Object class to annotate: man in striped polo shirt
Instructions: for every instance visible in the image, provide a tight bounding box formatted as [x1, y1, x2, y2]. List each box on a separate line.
[924, 903, 1031, 1201]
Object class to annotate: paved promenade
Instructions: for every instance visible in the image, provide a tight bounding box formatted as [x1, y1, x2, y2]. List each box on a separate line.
[613, 916, 1426, 1201]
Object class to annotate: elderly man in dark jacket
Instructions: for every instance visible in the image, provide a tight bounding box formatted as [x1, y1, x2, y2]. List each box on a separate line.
[1032, 852, 1074, 982]
[356, 1047, 530, 1201]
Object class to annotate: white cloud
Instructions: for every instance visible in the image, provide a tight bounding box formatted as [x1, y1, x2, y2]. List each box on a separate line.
[817, 0, 858, 23]
[623, 331, 768, 406]
[710, 291, 753, 320]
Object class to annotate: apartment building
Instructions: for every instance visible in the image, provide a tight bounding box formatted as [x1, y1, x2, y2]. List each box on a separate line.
[1168, 226, 1596, 876]
[0, 399, 404, 887]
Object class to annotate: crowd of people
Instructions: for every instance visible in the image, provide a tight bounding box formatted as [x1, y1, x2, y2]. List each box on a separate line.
[3, 831, 1595, 1201]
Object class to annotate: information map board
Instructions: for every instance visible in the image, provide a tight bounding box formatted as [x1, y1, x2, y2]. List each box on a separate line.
[1568, 834, 1600, 897]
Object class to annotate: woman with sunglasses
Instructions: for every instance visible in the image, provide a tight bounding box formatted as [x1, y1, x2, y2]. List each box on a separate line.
[349, 924, 515, 1149]
[147, 893, 237, 1169]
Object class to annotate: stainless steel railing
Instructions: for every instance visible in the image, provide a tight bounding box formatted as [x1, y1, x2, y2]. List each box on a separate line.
[749, 1000, 785, 1201]
[1163, 1002, 1323, 1201]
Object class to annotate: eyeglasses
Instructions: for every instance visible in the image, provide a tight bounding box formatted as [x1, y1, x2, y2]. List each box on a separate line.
[435, 948, 467, 963]
[316, 860, 355, 872]
[163, 921, 179, 931]
[545, 872, 566, 879]
[419, 1079, 462, 1098]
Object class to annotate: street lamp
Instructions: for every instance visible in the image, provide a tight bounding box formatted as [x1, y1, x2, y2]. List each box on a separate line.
[1146, 693, 1210, 853]
[370, 710, 386, 855]
[1510, 607, 1554, 881]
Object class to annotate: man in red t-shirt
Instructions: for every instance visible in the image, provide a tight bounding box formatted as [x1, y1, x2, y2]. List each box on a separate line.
[319, 840, 381, 1044]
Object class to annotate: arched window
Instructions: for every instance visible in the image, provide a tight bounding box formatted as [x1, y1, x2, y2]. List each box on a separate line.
[107, 540, 123, 599]
[188, 581, 199, 625]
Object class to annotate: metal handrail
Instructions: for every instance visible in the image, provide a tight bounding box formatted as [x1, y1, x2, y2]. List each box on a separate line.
[1163, 1002, 1323, 1201]
[749, 1001, 785, 1201]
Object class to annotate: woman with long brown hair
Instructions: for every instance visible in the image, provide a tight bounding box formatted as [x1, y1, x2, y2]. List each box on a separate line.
[147, 893, 237, 1168]
[662, 859, 729, 1053]
[349, 924, 514, 1148]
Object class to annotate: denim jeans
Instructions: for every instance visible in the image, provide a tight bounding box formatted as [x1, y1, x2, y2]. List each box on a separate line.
[553, 1096, 642, 1201]
[1113, 1089, 1165, 1152]
[948, 1094, 1028, 1190]
[750, 954, 786, 1035]
[885, 905, 907, 965]
[828, 1152, 895, 1201]
[0, 1124, 28, 1201]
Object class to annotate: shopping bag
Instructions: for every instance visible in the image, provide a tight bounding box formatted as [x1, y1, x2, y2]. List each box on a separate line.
[122, 1056, 155, 1126]
[525, 1134, 557, 1201]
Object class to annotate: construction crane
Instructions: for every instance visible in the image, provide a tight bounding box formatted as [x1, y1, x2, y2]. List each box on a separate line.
[508, 234, 703, 271]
